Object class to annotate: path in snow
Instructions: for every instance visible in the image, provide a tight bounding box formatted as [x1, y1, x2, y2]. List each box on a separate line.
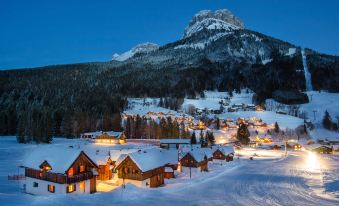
[301, 49, 313, 91]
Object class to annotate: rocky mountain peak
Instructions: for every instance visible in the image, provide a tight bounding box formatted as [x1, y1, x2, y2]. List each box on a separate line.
[183, 9, 245, 38]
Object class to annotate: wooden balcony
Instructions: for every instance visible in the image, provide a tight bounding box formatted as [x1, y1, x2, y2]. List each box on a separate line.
[25, 168, 93, 184]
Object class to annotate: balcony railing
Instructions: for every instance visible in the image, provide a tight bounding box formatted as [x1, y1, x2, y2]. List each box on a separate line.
[25, 168, 93, 184]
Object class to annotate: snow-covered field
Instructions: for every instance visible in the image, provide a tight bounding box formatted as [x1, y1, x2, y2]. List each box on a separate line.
[215, 111, 304, 130]
[183, 90, 253, 111]
[1, 137, 338, 206]
[266, 91, 339, 141]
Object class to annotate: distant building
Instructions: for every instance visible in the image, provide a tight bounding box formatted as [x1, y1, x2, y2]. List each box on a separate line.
[212, 146, 234, 162]
[22, 148, 98, 195]
[305, 144, 333, 154]
[160, 138, 190, 149]
[95, 132, 125, 144]
[179, 151, 208, 174]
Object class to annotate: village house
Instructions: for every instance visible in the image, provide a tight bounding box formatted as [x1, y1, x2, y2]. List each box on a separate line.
[179, 151, 208, 174]
[95, 131, 126, 144]
[114, 148, 178, 188]
[87, 151, 114, 181]
[212, 146, 234, 162]
[305, 144, 333, 154]
[160, 138, 190, 149]
[22, 147, 98, 195]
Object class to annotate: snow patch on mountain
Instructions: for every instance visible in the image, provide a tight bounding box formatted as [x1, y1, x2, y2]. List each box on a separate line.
[112, 42, 159, 61]
[175, 32, 231, 50]
[184, 9, 244, 38]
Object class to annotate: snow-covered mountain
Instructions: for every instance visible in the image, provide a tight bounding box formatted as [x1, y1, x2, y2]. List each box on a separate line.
[112, 42, 159, 61]
[183, 9, 244, 38]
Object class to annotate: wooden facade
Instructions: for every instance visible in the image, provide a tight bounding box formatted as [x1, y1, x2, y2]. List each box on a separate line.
[115, 156, 164, 188]
[25, 151, 98, 192]
[179, 153, 208, 172]
[212, 149, 234, 162]
[96, 158, 113, 180]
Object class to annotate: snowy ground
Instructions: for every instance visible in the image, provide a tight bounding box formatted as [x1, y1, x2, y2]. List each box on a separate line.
[215, 111, 304, 130]
[266, 91, 339, 141]
[1, 137, 338, 206]
[182, 90, 253, 111]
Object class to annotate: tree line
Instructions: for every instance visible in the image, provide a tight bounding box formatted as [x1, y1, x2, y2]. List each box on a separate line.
[123, 115, 190, 139]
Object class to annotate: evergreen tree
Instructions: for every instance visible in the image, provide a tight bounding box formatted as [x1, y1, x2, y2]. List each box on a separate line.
[322, 110, 332, 130]
[274, 122, 280, 133]
[216, 118, 220, 130]
[236, 123, 250, 145]
[102, 111, 112, 131]
[16, 114, 26, 143]
[207, 132, 215, 146]
[124, 116, 131, 138]
[190, 132, 197, 144]
[112, 113, 123, 132]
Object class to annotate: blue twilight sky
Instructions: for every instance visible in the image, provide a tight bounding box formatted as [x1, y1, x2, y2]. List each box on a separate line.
[0, 0, 338, 70]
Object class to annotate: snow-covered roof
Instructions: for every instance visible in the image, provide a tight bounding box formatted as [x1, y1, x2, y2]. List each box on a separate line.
[116, 148, 178, 172]
[213, 145, 234, 155]
[186, 151, 207, 162]
[86, 150, 111, 166]
[110, 149, 139, 162]
[22, 146, 84, 174]
[165, 167, 173, 172]
[160, 139, 190, 144]
[104, 131, 123, 137]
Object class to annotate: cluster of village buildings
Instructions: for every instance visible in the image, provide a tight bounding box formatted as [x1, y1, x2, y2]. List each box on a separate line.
[20, 134, 235, 196]
[19, 110, 339, 196]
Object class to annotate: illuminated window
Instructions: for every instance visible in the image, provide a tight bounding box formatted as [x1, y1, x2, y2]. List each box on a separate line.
[67, 184, 76, 193]
[67, 167, 74, 176]
[79, 181, 85, 192]
[79, 165, 85, 173]
[48, 184, 55, 193]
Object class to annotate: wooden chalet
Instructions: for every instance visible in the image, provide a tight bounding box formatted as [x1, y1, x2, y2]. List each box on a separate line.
[179, 151, 208, 172]
[87, 151, 114, 181]
[115, 151, 164, 188]
[212, 146, 234, 162]
[95, 131, 125, 144]
[22, 148, 98, 195]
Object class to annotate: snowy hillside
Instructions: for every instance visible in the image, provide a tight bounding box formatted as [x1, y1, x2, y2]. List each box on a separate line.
[112, 42, 159, 61]
[182, 90, 253, 111]
[266, 91, 339, 140]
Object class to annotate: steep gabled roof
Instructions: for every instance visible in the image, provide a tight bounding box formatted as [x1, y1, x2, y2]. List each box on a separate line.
[116, 148, 178, 172]
[23, 146, 97, 173]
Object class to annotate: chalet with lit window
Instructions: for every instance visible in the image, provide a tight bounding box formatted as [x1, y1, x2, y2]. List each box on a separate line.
[212, 146, 234, 162]
[115, 148, 178, 188]
[179, 151, 208, 174]
[95, 131, 126, 144]
[87, 151, 114, 181]
[22, 147, 98, 195]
